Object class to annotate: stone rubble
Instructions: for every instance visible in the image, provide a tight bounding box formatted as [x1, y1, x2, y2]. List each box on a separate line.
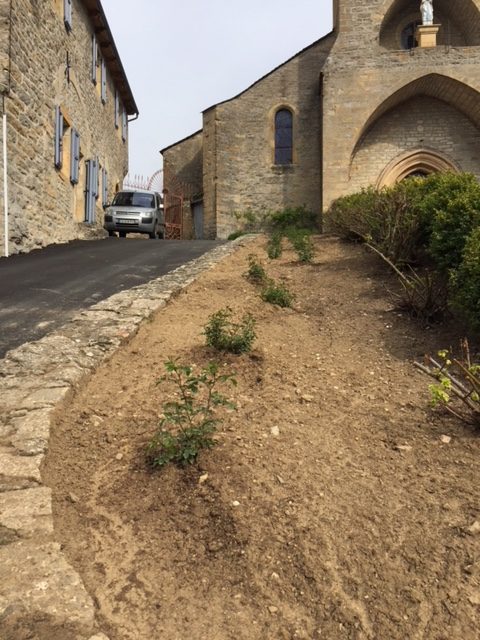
[0, 237, 253, 639]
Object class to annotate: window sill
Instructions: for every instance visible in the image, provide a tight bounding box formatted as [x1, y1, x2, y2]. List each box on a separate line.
[271, 164, 295, 173]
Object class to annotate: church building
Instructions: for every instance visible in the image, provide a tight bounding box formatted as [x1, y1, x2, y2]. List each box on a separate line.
[161, 0, 480, 239]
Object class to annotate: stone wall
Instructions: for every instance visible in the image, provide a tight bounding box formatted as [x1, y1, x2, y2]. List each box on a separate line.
[350, 95, 480, 189]
[322, 0, 480, 208]
[204, 33, 335, 239]
[0, 0, 131, 255]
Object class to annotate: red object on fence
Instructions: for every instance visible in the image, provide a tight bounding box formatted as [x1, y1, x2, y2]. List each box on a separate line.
[164, 192, 183, 239]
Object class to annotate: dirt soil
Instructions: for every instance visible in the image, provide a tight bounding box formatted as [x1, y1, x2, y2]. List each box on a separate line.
[43, 236, 480, 640]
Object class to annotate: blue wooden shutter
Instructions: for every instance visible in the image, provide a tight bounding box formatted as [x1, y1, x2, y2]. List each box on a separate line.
[70, 129, 80, 184]
[122, 108, 127, 142]
[64, 0, 72, 31]
[102, 167, 108, 207]
[54, 106, 64, 169]
[94, 158, 99, 200]
[91, 34, 97, 84]
[101, 59, 107, 104]
[85, 160, 97, 223]
[114, 90, 119, 128]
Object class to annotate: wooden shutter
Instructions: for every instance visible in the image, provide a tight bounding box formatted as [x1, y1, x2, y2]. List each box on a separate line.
[70, 129, 80, 184]
[54, 107, 64, 169]
[122, 108, 127, 142]
[102, 167, 108, 207]
[85, 160, 97, 223]
[101, 59, 107, 104]
[64, 0, 72, 31]
[114, 91, 119, 128]
[91, 34, 97, 84]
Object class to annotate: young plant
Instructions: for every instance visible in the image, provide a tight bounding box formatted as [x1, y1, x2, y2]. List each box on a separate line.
[415, 340, 480, 426]
[147, 360, 236, 468]
[267, 232, 283, 260]
[204, 307, 257, 354]
[287, 228, 315, 263]
[261, 279, 295, 308]
[244, 254, 267, 285]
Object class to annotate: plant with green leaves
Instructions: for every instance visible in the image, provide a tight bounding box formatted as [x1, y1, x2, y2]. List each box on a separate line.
[269, 206, 318, 233]
[267, 232, 283, 260]
[204, 307, 257, 354]
[244, 254, 268, 285]
[415, 341, 479, 426]
[261, 279, 295, 308]
[147, 360, 237, 468]
[286, 228, 315, 263]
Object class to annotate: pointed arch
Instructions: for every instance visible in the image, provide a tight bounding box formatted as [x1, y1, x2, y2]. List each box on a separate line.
[376, 149, 461, 188]
[379, 0, 480, 48]
[353, 74, 480, 156]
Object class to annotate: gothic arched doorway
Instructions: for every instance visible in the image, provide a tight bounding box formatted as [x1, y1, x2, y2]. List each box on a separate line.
[376, 149, 460, 188]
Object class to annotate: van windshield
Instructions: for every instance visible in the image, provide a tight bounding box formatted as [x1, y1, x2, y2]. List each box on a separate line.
[112, 192, 155, 208]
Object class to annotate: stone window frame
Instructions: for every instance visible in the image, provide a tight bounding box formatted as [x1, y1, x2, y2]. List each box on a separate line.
[269, 103, 297, 168]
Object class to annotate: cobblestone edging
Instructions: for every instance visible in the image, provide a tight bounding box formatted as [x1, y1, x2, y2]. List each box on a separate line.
[0, 237, 255, 640]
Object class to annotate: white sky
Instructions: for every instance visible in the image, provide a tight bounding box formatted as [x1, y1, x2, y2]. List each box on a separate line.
[101, 0, 333, 180]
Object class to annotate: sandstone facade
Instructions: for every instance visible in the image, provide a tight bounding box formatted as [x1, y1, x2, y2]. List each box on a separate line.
[0, 0, 138, 255]
[162, 0, 480, 239]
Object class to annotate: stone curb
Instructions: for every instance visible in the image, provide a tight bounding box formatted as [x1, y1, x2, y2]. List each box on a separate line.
[0, 236, 255, 639]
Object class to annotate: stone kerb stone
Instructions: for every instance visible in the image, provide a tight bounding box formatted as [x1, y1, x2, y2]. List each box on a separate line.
[0, 236, 254, 639]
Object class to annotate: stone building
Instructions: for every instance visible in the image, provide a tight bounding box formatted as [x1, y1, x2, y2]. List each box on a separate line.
[162, 0, 480, 239]
[0, 0, 138, 255]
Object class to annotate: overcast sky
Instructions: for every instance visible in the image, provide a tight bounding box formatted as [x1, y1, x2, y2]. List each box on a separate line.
[101, 0, 333, 181]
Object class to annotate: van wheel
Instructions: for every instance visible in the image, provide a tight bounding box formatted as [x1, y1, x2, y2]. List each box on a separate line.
[157, 227, 165, 239]
[149, 224, 157, 239]
[119, 231, 126, 238]
[108, 231, 116, 237]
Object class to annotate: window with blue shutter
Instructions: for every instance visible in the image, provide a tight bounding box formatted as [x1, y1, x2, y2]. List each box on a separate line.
[101, 58, 107, 104]
[114, 90, 119, 128]
[64, 0, 73, 31]
[54, 106, 64, 169]
[84, 159, 98, 223]
[122, 108, 127, 142]
[274, 109, 293, 165]
[92, 34, 97, 84]
[102, 167, 108, 207]
[70, 129, 80, 184]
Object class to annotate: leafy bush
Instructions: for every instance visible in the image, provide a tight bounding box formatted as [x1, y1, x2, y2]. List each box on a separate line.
[244, 254, 267, 285]
[427, 173, 480, 272]
[327, 180, 430, 266]
[415, 341, 479, 427]
[269, 206, 318, 233]
[204, 307, 256, 354]
[267, 232, 283, 260]
[261, 279, 295, 308]
[147, 360, 236, 468]
[286, 228, 315, 263]
[451, 226, 480, 328]
[228, 230, 246, 241]
[391, 267, 448, 322]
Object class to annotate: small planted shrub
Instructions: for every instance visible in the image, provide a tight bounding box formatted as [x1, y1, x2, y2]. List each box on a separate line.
[204, 307, 257, 354]
[244, 254, 267, 285]
[261, 279, 295, 308]
[269, 206, 318, 233]
[415, 341, 479, 427]
[287, 228, 315, 263]
[147, 360, 236, 468]
[267, 232, 283, 260]
[228, 230, 246, 241]
[392, 267, 448, 322]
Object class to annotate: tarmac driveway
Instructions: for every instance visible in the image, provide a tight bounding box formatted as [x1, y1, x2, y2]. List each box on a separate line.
[0, 237, 222, 358]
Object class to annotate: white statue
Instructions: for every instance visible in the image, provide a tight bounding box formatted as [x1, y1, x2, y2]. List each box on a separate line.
[421, 0, 434, 25]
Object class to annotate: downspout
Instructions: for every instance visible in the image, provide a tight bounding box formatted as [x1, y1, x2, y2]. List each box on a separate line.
[2, 0, 13, 258]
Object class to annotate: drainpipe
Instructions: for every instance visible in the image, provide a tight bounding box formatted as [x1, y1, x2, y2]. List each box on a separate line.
[3, 96, 8, 257]
[2, 0, 13, 258]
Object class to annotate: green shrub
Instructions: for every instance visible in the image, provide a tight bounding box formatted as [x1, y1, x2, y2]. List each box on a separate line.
[204, 307, 256, 354]
[147, 360, 236, 468]
[451, 226, 480, 328]
[269, 206, 318, 233]
[267, 232, 283, 259]
[426, 173, 480, 272]
[228, 230, 246, 241]
[286, 228, 315, 263]
[261, 279, 295, 308]
[244, 254, 268, 285]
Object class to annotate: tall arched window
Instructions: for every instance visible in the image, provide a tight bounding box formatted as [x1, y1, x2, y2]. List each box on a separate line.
[274, 109, 293, 165]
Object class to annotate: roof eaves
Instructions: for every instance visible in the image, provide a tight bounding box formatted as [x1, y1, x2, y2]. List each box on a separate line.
[160, 128, 204, 155]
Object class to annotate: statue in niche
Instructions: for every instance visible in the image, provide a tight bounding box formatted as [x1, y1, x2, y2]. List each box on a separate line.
[420, 0, 434, 25]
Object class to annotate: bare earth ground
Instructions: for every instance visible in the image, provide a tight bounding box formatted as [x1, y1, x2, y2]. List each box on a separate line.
[43, 236, 480, 640]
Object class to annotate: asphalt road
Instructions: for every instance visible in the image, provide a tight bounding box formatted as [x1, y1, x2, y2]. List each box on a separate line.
[0, 237, 222, 358]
